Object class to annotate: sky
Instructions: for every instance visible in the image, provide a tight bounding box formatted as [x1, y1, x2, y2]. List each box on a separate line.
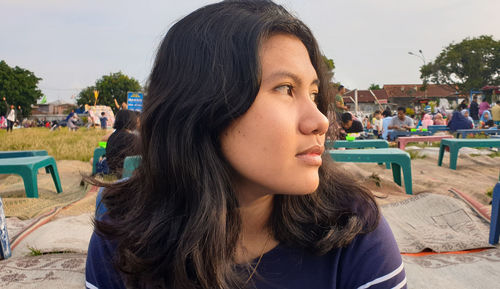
[1, 0, 499, 103]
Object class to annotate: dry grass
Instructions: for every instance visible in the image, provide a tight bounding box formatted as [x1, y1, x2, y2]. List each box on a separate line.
[0, 127, 108, 161]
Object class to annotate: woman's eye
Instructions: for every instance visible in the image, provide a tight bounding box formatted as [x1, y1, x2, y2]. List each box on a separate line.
[276, 85, 293, 96]
[310, 92, 318, 102]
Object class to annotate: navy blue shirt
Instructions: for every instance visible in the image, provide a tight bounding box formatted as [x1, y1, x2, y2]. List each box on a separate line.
[86, 217, 406, 289]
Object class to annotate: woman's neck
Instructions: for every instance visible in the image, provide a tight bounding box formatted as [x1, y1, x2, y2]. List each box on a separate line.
[235, 188, 278, 264]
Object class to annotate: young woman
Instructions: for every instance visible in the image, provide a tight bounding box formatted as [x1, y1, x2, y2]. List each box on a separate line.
[85, 1, 406, 288]
[105, 109, 140, 177]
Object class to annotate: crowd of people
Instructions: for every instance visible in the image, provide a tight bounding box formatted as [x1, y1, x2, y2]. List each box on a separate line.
[331, 94, 500, 141]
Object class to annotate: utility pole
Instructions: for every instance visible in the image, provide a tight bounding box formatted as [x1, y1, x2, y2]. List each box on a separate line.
[408, 50, 427, 98]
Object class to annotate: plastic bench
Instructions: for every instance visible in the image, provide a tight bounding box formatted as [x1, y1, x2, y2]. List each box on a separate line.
[92, 147, 106, 175]
[397, 135, 453, 150]
[328, 140, 391, 169]
[489, 182, 500, 245]
[0, 150, 49, 173]
[438, 138, 500, 170]
[0, 156, 63, 198]
[455, 129, 500, 138]
[327, 140, 389, 149]
[427, 125, 449, 134]
[122, 155, 141, 178]
[329, 148, 413, 195]
[389, 130, 431, 141]
[0, 150, 48, 158]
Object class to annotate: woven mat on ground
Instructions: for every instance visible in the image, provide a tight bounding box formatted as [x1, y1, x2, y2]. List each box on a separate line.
[1, 182, 90, 220]
[0, 253, 85, 289]
[11, 213, 94, 258]
[403, 248, 500, 289]
[381, 193, 493, 253]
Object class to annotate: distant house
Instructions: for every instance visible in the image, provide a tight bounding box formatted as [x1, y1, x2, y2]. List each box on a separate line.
[31, 100, 76, 121]
[382, 84, 464, 107]
[343, 89, 389, 113]
[340, 84, 465, 114]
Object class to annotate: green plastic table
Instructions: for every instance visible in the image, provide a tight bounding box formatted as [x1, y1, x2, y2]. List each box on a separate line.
[122, 155, 141, 178]
[92, 147, 106, 175]
[438, 138, 500, 170]
[0, 156, 63, 198]
[329, 148, 413, 195]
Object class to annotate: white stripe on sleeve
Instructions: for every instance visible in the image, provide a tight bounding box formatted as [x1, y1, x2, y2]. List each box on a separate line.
[392, 276, 407, 289]
[86, 280, 99, 289]
[357, 262, 405, 289]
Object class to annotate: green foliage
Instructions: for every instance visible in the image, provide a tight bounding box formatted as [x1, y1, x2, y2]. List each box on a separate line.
[408, 150, 426, 160]
[420, 35, 500, 95]
[28, 246, 43, 256]
[0, 127, 107, 161]
[369, 173, 381, 187]
[76, 72, 142, 111]
[0, 60, 43, 117]
[368, 84, 381, 90]
[322, 55, 335, 82]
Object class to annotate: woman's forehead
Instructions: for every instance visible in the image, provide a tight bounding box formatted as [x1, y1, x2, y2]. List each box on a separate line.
[259, 34, 317, 82]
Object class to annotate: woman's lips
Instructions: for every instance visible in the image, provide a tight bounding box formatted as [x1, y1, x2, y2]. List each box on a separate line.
[296, 152, 322, 166]
[296, 145, 324, 166]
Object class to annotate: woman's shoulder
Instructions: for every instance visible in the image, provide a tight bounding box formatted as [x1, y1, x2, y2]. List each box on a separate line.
[86, 229, 127, 289]
[257, 217, 406, 289]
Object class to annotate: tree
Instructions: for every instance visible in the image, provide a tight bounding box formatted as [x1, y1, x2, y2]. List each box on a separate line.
[368, 84, 381, 90]
[76, 72, 142, 111]
[420, 35, 500, 95]
[322, 55, 335, 82]
[0, 60, 43, 117]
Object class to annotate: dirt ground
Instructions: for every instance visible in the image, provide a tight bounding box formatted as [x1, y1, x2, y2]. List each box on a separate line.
[338, 146, 499, 206]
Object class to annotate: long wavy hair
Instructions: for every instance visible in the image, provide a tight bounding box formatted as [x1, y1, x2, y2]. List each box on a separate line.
[95, 1, 379, 288]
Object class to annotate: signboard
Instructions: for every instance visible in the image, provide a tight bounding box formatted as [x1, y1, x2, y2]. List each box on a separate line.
[127, 92, 143, 112]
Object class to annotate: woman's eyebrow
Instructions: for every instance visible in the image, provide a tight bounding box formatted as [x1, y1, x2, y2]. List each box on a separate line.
[266, 71, 319, 87]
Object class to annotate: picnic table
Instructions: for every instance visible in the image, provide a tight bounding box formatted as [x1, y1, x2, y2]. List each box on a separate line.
[389, 130, 431, 141]
[438, 138, 500, 170]
[0, 156, 63, 198]
[397, 135, 454, 150]
[455, 129, 500, 138]
[427, 125, 449, 134]
[329, 148, 413, 194]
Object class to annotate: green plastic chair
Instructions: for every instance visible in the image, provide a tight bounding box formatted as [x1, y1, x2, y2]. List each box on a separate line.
[438, 138, 500, 170]
[0, 156, 63, 198]
[329, 148, 413, 195]
[122, 155, 142, 178]
[92, 147, 106, 175]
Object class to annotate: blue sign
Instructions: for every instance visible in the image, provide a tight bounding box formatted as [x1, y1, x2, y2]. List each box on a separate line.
[127, 92, 143, 112]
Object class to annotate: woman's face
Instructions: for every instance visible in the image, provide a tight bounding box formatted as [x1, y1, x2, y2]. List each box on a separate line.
[221, 34, 328, 201]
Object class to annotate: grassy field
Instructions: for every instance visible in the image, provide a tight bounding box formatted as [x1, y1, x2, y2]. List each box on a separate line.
[0, 127, 108, 161]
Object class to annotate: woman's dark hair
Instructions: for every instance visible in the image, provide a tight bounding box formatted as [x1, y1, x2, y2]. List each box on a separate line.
[113, 109, 138, 130]
[95, 1, 379, 288]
